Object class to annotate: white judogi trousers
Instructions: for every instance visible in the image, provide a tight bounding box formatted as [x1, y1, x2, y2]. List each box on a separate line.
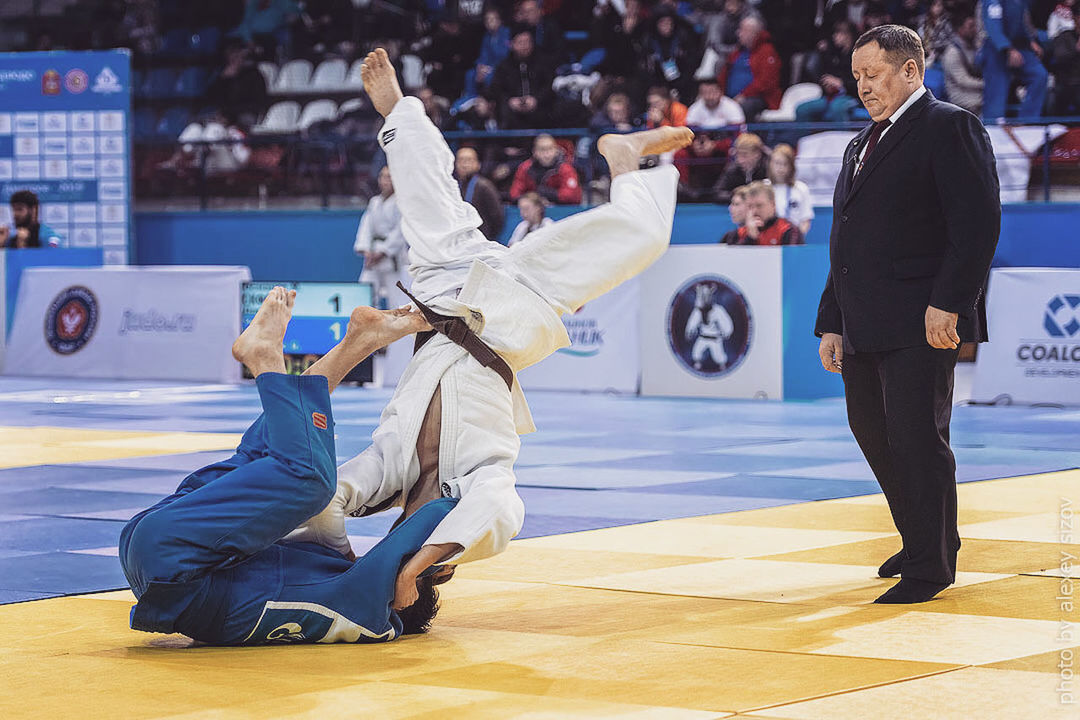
[291, 97, 678, 564]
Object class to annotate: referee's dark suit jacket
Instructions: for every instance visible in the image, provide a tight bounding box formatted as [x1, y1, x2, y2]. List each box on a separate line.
[814, 88, 1000, 585]
[815, 89, 1000, 349]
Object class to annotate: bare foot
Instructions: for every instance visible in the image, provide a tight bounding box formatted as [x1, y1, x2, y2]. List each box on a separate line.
[232, 286, 295, 374]
[345, 305, 431, 353]
[359, 48, 404, 118]
[598, 127, 695, 177]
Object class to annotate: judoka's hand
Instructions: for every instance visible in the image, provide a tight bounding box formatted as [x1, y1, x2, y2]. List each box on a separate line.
[392, 570, 419, 611]
[283, 484, 354, 559]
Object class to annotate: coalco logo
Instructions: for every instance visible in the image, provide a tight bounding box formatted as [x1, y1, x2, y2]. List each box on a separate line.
[1016, 295, 1080, 369]
[666, 275, 752, 378]
[44, 286, 98, 355]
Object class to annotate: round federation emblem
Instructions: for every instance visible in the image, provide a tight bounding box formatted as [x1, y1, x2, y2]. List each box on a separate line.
[64, 69, 89, 94]
[666, 274, 752, 378]
[45, 286, 99, 355]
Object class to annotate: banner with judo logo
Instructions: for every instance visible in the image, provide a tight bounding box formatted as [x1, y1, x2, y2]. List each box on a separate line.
[640, 246, 783, 399]
[3, 265, 250, 382]
[973, 268, 1080, 405]
[518, 279, 640, 393]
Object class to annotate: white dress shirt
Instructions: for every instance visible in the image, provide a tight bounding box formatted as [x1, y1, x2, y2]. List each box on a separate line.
[854, 85, 927, 171]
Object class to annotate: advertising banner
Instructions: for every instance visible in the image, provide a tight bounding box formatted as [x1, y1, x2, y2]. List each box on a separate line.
[518, 278, 640, 393]
[973, 268, 1080, 405]
[0, 50, 132, 264]
[640, 246, 783, 399]
[3, 266, 250, 382]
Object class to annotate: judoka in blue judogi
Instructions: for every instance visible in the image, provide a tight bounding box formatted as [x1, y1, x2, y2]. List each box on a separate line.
[979, 0, 1048, 119]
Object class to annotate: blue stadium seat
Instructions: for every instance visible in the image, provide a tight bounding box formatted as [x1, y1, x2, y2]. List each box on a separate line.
[924, 66, 947, 102]
[156, 107, 193, 138]
[132, 70, 147, 98]
[174, 68, 210, 98]
[191, 26, 222, 57]
[145, 68, 179, 99]
[159, 28, 192, 59]
[133, 108, 158, 139]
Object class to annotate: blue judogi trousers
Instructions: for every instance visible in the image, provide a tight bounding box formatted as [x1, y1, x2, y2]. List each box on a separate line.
[119, 372, 455, 645]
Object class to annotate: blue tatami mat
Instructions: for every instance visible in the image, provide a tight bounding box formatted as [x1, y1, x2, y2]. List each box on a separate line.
[0, 377, 1077, 602]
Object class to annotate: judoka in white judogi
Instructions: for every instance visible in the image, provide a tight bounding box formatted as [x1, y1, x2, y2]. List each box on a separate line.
[354, 167, 408, 308]
[291, 93, 683, 566]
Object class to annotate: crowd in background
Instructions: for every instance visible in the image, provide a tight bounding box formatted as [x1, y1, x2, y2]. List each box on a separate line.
[6, 0, 1079, 209]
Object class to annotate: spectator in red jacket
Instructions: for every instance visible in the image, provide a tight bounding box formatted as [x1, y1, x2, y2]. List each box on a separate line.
[716, 16, 782, 121]
[509, 133, 582, 205]
[729, 181, 804, 246]
[674, 132, 728, 202]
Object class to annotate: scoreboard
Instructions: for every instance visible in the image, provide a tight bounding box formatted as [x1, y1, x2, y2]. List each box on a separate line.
[0, 51, 131, 264]
[241, 281, 375, 356]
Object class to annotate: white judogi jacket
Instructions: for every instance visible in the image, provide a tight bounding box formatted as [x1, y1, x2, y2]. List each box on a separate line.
[291, 97, 677, 565]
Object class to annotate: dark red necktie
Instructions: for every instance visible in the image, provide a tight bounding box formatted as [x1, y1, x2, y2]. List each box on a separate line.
[855, 119, 892, 176]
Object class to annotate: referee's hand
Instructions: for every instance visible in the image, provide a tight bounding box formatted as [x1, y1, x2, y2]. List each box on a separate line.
[925, 305, 960, 349]
[819, 332, 844, 374]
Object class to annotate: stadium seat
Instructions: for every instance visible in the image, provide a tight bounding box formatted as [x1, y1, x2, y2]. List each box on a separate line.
[310, 59, 348, 91]
[158, 28, 192, 59]
[258, 62, 278, 90]
[759, 82, 823, 122]
[145, 68, 180, 100]
[345, 60, 365, 90]
[251, 101, 301, 134]
[133, 108, 158, 139]
[338, 98, 364, 116]
[297, 100, 338, 130]
[132, 70, 147, 98]
[156, 107, 194, 138]
[272, 59, 313, 94]
[174, 68, 210, 98]
[190, 26, 222, 57]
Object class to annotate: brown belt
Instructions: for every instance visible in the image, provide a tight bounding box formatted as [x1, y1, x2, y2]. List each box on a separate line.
[396, 281, 514, 391]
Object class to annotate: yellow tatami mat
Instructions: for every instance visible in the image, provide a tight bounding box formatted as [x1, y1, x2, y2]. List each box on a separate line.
[0, 426, 243, 469]
[1, 469, 1076, 718]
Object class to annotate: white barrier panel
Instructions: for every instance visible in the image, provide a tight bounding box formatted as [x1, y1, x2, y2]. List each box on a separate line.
[796, 125, 1067, 206]
[640, 246, 783, 399]
[973, 268, 1080, 406]
[518, 278, 640, 393]
[4, 265, 251, 382]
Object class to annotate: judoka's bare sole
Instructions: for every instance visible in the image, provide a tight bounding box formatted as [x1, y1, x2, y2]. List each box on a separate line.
[231, 287, 295, 372]
[598, 127, 695, 176]
[360, 48, 404, 118]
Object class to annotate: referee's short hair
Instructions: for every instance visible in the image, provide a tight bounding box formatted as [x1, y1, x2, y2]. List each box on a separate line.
[853, 24, 925, 77]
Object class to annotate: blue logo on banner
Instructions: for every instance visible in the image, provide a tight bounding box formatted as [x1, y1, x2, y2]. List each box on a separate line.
[1045, 295, 1080, 337]
[667, 275, 752, 378]
[45, 286, 98, 354]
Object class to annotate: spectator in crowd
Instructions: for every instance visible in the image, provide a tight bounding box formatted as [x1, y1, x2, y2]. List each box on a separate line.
[509, 134, 583, 204]
[715, 132, 768, 203]
[489, 28, 555, 129]
[418, 86, 451, 129]
[919, 0, 954, 64]
[593, 0, 650, 87]
[685, 79, 746, 127]
[231, 0, 300, 58]
[295, 0, 353, 56]
[507, 191, 553, 246]
[1049, 0, 1078, 38]
[719, 184, 750, 243]
[716, 16, 783, 120]
[939, 11, 984, 116]
[206, 38, 268, 129]
[766, 143, 813, 235]
[354, 166, 406, 309]
[474, 6, 511, 92]
[759, 0, 824, 84]
[727, 181, 805, 245]
[515, 0, 567, 65]
[1049, 5, 1080, 115]
[120, 0, 159, 56]
[675, 132, 729, 202]
[889, 0, 929, 28]
[863, 2, 893, 30]
[451, 94, 500, 131]
[645, 85, 689, 127]
[0, 191, 62, 249]
[980, 0, 1048, 119]
[590, 92, 643, 132]
[642, 8, 704, 100]
[455, 146, 506, 242]
[702, 0, 761, 63]
[829, 0, 874, 33]
[422, 17, 473, 102]
[796, 20, 861, 122]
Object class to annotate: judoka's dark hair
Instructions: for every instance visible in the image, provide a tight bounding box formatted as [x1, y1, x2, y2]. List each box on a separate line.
[398, 576, 440, 634]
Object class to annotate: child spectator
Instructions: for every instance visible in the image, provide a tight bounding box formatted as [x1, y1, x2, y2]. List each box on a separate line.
[766, 143, 813, 236]
[507, 191, 553, 246]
